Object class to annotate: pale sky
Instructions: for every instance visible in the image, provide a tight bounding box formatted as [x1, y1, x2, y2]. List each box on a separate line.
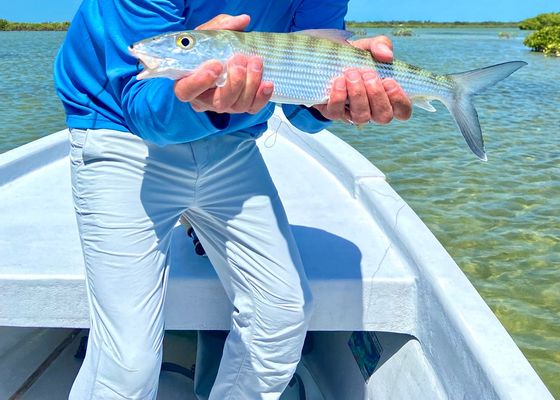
[0, 0, 558, 23]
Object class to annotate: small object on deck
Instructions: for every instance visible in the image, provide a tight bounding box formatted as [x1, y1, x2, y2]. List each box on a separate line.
[181, 215, 207, 257]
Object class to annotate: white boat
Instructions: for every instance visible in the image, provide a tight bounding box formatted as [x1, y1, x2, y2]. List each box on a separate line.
[0, 109, 553, 399]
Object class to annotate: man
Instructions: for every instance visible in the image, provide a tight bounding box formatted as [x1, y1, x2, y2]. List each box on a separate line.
[54, 1, 411, 399]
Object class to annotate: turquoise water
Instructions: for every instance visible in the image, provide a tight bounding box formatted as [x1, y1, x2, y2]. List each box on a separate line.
[0, 29, 559, 396]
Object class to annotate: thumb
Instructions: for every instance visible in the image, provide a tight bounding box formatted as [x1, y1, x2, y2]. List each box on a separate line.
[196, 14, 250, 31]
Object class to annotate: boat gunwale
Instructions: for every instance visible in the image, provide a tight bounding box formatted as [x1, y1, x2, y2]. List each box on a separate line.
[273, 111, 553, 399]
[0, 129, 69, 187]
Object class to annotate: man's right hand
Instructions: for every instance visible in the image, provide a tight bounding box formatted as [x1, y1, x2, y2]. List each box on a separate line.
[174, 14, 274, 115]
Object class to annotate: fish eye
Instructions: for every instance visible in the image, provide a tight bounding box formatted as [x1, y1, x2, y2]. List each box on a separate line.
[176, 34, 194, 50]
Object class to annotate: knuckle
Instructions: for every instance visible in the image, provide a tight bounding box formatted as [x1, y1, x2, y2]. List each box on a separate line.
[212, 99, 226, 113]
[233, 100, 250, 113]
[326, 104, 342, 120]
[332, 110, 345, 121]
[349, 86, 364, 98]
[366, 81, 383, 97]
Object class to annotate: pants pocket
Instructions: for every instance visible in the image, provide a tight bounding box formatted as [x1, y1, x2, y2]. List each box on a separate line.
[69, 128, 90, 169]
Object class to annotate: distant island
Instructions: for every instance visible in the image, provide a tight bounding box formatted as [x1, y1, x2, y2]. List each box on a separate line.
[347, 20, 519, 28]
[0, 19, 69, 31]
[1, 18, 522, 31]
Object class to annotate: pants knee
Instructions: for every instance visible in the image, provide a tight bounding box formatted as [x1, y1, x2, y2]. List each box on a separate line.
[257, 286, 314, 337]
[99, 347, 161, 398]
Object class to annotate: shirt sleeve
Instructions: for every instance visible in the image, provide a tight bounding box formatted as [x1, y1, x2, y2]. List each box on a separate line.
[103, 0, 231, 144]
[282, 0, 349, 133]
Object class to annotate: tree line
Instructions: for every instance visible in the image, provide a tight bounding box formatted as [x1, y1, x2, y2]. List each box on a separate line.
[346, 20, 518, 28]
[0, 19, 70, 31]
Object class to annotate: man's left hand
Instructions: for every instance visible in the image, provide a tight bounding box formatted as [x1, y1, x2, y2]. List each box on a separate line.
[314, 36, 412, 125]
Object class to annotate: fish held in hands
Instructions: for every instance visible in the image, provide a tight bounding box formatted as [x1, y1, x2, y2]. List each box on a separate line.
[129, 29, 527, 160]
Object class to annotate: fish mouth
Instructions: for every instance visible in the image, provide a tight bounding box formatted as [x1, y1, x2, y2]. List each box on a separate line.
[129, 46, 162, 80]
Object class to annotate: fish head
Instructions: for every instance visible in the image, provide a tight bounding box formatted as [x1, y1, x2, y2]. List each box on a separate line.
[129, 30, 234, 80]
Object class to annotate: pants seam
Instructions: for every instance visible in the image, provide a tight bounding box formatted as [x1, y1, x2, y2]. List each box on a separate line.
[88, 343, 103, 400]
[223, 256, 257, 400]
[188, 142, 201, 206]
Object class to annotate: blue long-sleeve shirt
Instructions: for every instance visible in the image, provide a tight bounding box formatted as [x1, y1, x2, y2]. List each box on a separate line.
[54, 0, 349, 145]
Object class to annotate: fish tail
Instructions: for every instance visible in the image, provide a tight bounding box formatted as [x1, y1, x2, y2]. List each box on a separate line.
[442, 61, 527, 161]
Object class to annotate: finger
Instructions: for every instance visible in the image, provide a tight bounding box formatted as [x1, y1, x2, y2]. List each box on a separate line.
[363, 71, 393, 125]
[324, 77, 347, 120]
[233, 56, 263, 112]
[191, 100, 208, 113]
[345, 69, 371, 125]
[382, 79, 412, 121]
[351, 36, 394, 63]
[190, 88, 217, 111]
[195, 14, 250, 31]
[248, 81, 274, 114]
[174, 61, 223, 102]
[214, 54, 248, 112]
[312, 104, 328, 119]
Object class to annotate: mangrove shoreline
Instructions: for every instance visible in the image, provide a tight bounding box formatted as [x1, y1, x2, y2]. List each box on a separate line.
[0, 19, 521, 32]
[0, 19, 69, 31]
[347, 21, 520, 28]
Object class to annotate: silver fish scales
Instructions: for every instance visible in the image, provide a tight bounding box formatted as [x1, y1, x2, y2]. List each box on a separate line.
[129, 29, 526, 160]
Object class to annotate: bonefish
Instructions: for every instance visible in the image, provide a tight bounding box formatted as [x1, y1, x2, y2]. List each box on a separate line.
[129, 29, 527, 160]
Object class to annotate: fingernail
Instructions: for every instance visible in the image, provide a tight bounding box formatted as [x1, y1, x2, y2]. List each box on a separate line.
[376, 43, 391, 55]
[363, 72, 378, 83]
[346, 70, 361, 83]
[249, 58, 262, 72]
[263, 84, 273, 95]
[231, 64, 247, 74]
[207, 69, 219, 79]
[205, 62, 222, 79]
[334, 78, 346, 90]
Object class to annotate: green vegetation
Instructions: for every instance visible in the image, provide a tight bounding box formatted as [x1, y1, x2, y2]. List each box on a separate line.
[520, 13, 560, 56]
[392, 28, 413, 37]
[498, 31, 516, 39]
[0, 19, 69, 31]
[524, 26, 560, 56]
[519, 12, 560, 30]
[347, 20, 519, 28]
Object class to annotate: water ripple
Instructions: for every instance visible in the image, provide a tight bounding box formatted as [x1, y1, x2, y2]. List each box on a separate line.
[335, 28, 559, 396]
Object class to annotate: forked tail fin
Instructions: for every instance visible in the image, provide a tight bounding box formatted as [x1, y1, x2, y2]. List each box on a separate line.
[442, 61, 527, 161]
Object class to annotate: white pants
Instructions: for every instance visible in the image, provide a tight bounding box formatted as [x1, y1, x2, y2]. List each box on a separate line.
[68, 128, 313, 399]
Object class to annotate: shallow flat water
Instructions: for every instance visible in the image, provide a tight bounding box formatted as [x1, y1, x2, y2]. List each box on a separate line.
[0, 28, 558, 396]
[0, 31, 67, 153]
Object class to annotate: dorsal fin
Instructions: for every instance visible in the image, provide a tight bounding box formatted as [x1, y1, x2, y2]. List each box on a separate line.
[295, 29, 353, 44]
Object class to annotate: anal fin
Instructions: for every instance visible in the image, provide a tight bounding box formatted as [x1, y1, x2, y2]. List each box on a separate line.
[413, 97, 437, 112]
